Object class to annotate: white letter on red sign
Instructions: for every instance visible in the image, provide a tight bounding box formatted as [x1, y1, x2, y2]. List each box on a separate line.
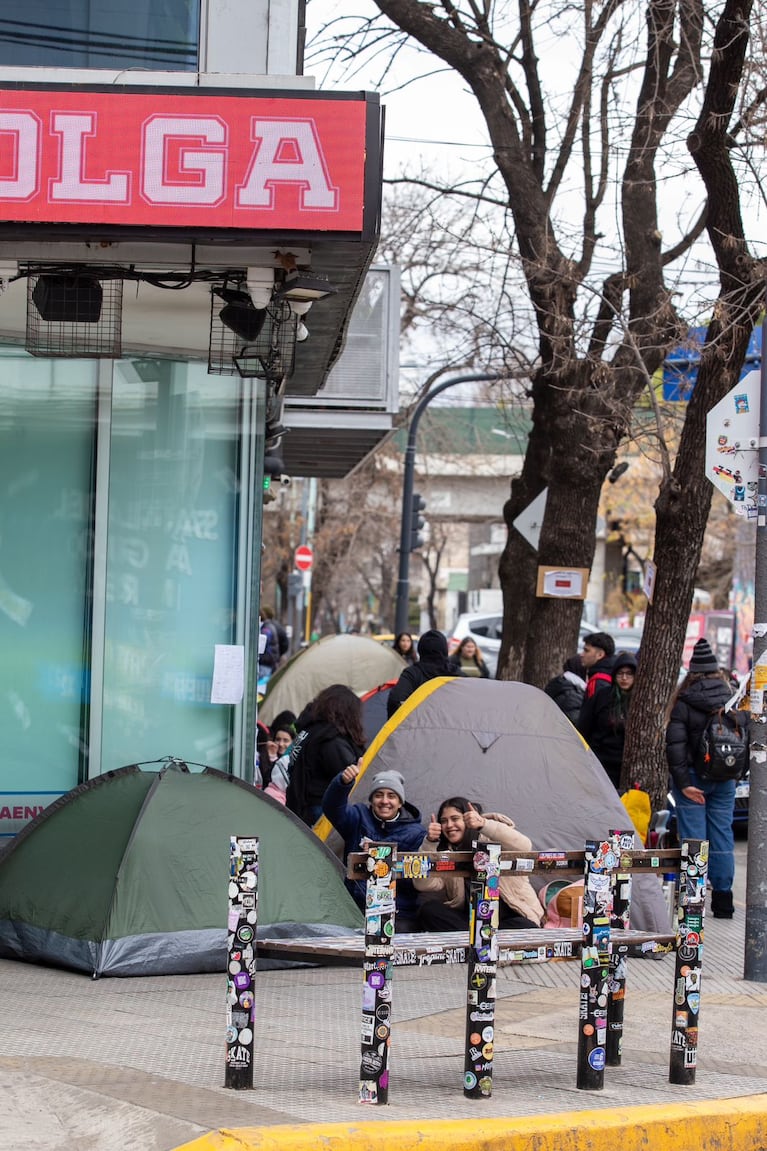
[0, 112, 40, 200]
[237, 119, 338, 211]
[142, 117, 226, 205]
[50, 113, 129, 202]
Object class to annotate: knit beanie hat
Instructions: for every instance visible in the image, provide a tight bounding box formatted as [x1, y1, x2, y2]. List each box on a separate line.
[368, 770, 406, 804]
[417, 629, 448, 662]
[689, 637, 718, 674]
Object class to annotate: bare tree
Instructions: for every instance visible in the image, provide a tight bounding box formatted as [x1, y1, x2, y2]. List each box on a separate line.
[622, 0, 766, 805]
[417, 521, 450, 628]
[311, 0, 707, 689]
[309, 0, 766, 803]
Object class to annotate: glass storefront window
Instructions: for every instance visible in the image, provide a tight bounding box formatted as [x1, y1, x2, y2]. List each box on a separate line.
[0, 2, 199, 70]
[0, 349, 262, 837]
[0, 353, 97, 828]
[100, 360, 243, 773]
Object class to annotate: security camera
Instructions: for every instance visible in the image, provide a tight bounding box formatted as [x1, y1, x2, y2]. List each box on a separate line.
[278, 474, 292, 487]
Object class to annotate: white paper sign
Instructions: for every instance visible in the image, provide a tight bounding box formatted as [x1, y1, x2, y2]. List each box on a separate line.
[211, 644, 244, 704]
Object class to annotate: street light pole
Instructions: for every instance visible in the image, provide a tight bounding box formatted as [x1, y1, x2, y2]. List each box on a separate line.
[393, 372, 502, 636]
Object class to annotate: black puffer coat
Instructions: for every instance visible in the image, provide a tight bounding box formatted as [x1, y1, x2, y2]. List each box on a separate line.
[544, 672, 585, 725]
[665, 674, 732, 791]
[285, 719, 364, 823]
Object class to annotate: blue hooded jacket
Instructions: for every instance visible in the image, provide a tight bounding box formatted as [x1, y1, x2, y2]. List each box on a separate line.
[322, 772, 427, 922]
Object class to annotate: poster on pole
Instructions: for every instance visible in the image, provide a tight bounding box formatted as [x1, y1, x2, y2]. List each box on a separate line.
[704, 369, 760, 517]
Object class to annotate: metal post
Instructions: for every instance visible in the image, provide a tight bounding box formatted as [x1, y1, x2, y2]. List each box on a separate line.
[463, 842, 501, 1099]
[745, 308, 767, 982]
[606, 830, 634, 1066]
[576, 836, 617, 1090]
[359, 842, 396, 1105]
[225, 836, 259, 1090]
[669, 838, 707, 1085]
[394, 373, 501, 636]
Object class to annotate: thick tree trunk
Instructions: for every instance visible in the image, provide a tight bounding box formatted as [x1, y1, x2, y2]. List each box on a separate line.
[621, 0, 761, 810]
[499, 359, 627, 684]
[621, 320, 758, 808]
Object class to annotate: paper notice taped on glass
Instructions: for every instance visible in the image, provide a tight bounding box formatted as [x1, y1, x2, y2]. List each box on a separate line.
[211, 644, 244, 704]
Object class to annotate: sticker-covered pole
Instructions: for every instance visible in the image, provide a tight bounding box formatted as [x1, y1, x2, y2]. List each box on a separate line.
[576, 836, 617, 1089]
[463, 842, 501, 1098]
[606, 830, 634, 1066]
[359, 842, 396, 1105]
[745, 304, 767, 982]
[669, 838, 707, 1085]
[225, 836, 259, 1090]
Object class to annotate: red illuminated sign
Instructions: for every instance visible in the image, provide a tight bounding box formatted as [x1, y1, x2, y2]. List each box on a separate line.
[0, 87, 373, 232]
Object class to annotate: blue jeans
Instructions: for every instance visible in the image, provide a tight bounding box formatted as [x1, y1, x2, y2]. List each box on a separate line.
[672, 772, 736, 892]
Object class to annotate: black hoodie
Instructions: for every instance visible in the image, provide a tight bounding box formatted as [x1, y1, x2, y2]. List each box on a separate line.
[386, 628, 462, 717]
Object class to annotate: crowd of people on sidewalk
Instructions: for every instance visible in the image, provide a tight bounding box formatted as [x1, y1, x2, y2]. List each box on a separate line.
[255, 618, 746, 926]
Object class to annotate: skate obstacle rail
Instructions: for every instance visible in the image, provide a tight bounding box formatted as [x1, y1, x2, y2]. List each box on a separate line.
[253, 834, 708, 1104]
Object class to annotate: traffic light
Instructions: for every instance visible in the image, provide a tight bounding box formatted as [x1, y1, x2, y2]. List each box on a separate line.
[410, 492, 427, 551]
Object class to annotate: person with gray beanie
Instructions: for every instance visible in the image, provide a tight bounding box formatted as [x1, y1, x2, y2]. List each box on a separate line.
[386, 628, 462, 718]
[321, 761, 427, 929]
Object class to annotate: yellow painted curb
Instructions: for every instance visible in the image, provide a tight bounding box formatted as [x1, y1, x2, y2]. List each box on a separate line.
[174, 1094, 767, 1151]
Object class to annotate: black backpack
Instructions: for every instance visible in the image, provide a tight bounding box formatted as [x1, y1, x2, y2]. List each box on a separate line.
[695, 709, 749, 781]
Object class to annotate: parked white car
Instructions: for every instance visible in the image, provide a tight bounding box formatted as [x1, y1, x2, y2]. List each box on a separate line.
[448, 613, 503, 675]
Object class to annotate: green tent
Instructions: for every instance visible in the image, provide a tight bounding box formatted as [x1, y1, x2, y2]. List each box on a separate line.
[0, 763, 361, 977]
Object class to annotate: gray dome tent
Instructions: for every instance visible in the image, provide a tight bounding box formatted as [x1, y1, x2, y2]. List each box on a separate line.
[316, 678, 670, 933]
[0, 762, 361, 977]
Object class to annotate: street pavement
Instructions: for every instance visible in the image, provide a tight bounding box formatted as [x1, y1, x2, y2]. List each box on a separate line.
[2, 840, 766, 1151]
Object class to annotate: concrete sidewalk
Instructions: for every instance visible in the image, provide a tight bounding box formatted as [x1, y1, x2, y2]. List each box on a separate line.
[2, 841, 766, 1151]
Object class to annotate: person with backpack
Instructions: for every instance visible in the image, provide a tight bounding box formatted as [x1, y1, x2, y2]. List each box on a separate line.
[386, 629, 462, 717]
[665, 637, 748, 919]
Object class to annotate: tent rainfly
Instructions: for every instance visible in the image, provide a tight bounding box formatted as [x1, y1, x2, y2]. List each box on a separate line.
[0, 763, 362, 977]
[259, 633, 405, 725]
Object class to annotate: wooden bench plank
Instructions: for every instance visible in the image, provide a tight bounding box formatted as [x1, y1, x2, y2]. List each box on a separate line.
[256, 926, 675, 967]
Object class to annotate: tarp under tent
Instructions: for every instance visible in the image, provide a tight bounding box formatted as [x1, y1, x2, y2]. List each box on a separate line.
[0, 763, 362, 977]
[315, 677, 670, 933]
[258, 634, 405, 726]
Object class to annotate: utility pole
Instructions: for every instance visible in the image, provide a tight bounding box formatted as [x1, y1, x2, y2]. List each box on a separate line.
[745, 308, 767, 981]
[394, 372, 502, 636]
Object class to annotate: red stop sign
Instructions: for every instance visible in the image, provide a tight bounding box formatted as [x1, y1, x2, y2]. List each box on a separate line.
[294, 544, 314, 572]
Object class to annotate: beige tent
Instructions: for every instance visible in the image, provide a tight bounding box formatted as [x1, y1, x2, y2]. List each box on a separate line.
[316, 677, 670, 933]
[259, 634, 405, 725]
